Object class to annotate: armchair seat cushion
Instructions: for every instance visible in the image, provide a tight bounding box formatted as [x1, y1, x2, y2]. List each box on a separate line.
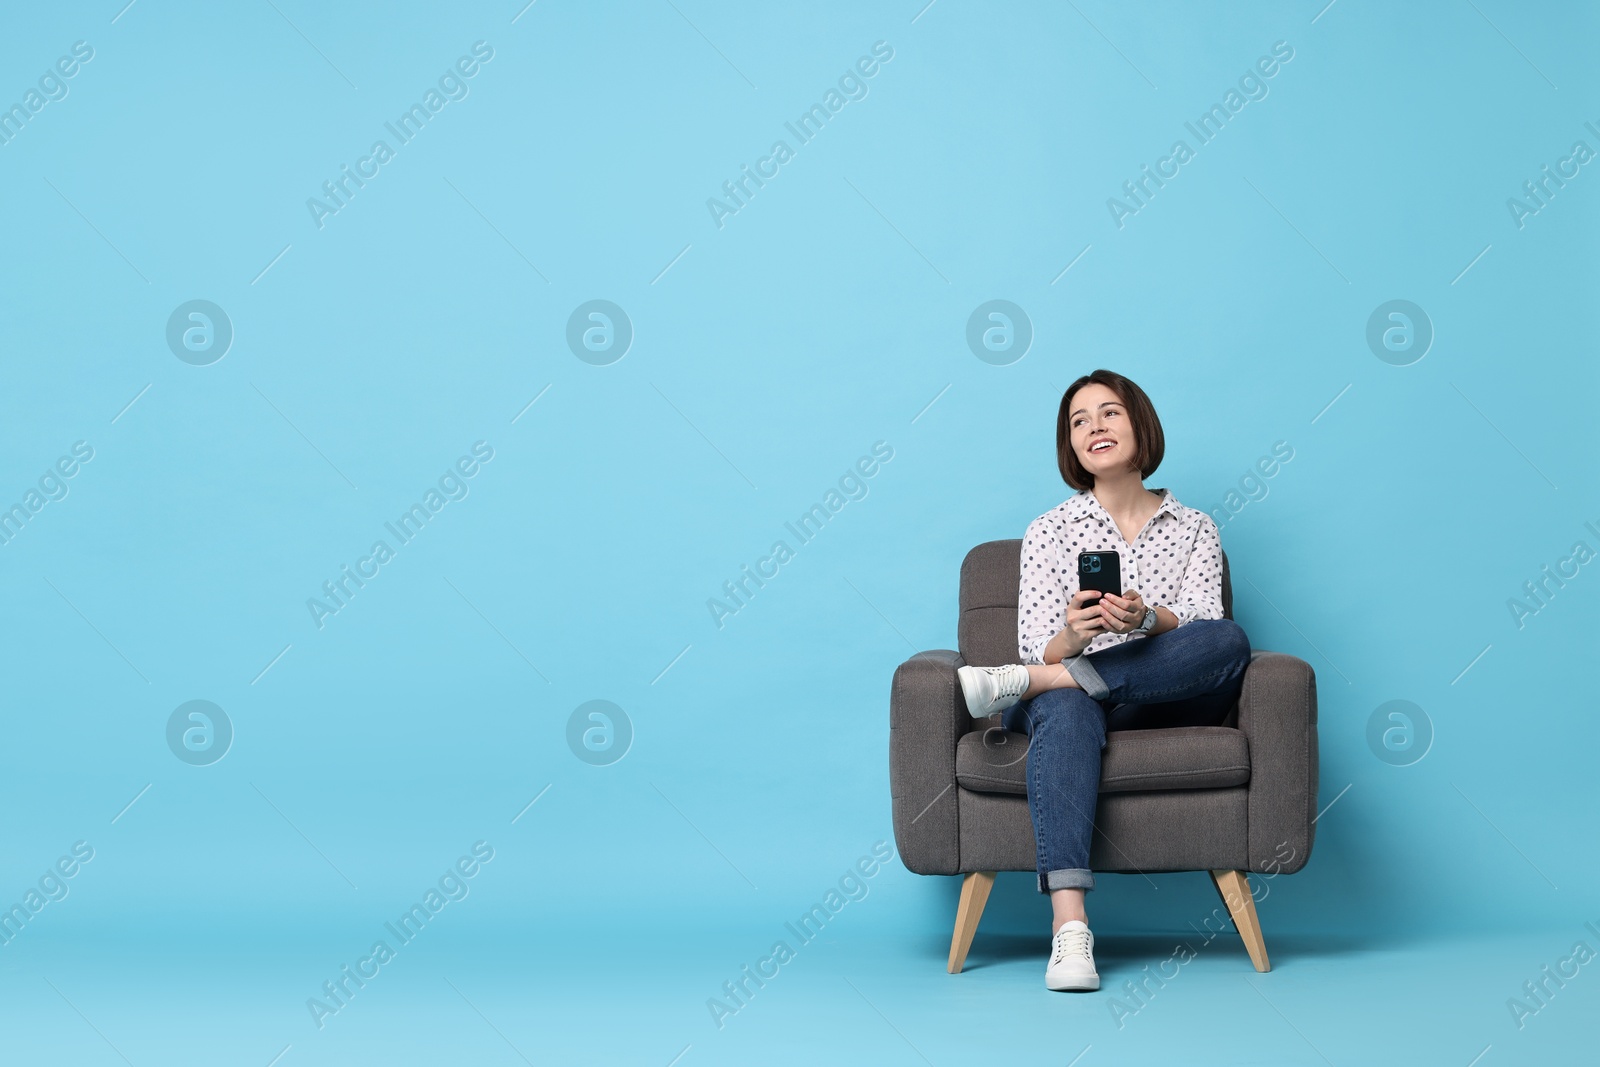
[955, 724, 1251, 796]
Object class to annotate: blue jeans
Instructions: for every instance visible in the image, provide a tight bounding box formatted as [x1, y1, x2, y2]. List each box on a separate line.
[999, 618, 1252, 894]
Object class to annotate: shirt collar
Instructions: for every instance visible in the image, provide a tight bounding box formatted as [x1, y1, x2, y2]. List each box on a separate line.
[1066, 486, 1181, 527]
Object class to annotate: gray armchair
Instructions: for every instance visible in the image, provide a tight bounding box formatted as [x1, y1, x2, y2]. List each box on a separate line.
[890, 540, 1318, 973]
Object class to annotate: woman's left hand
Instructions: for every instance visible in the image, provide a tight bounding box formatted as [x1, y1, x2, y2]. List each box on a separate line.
[1097, 590, 1146, 634]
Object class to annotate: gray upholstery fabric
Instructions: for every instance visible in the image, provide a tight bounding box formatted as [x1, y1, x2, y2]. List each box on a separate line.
[890, 650, 965, 875]
[955, 725, 1251, 796]
[1237, 651, 1319, 875]
[956, 787, 1249, 874]
[889, 539, 1316, 880]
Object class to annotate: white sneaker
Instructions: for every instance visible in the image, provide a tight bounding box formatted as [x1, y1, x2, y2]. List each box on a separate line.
[1046, 920, 1099, 991]
[957, 663, 1030, 718]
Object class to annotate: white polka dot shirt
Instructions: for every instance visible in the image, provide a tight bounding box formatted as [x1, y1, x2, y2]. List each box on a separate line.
[1017, 486, 1226, 665]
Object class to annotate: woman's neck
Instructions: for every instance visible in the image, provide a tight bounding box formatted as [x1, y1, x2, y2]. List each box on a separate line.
[1089, 475, 1155, 516]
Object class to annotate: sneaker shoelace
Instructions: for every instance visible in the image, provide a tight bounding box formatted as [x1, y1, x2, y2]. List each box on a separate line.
[990, 665, 1027, 701]
[1052, 927, 1092, 965]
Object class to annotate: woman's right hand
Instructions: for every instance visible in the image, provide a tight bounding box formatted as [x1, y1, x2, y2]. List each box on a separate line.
[1060, 588, 1109, 656]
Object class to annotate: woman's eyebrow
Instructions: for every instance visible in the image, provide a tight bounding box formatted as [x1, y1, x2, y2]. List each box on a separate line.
[1069, 401, 1119, 418]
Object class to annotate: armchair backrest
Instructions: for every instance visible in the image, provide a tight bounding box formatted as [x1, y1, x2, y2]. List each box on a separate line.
[957, 540, 1233, 667]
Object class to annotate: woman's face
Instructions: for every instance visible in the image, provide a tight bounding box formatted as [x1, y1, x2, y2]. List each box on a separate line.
[1068, 383, 1135, 477]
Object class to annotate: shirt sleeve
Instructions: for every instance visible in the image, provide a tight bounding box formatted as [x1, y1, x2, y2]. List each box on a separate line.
[1018, 518, 1067, 664]
[1172, 514, 1226, 626]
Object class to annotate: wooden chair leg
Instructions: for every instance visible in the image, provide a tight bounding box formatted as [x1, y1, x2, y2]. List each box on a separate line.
[947, 871, 995, 973]
[1210, 869, 1271, 972]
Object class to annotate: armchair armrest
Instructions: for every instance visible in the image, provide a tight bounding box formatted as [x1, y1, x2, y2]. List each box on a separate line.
[890, 649, 970, 876]
[1236, 650, 1320, 876]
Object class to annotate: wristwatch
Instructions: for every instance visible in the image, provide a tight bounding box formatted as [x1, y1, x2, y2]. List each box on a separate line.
[1134, 606, 1157, 634]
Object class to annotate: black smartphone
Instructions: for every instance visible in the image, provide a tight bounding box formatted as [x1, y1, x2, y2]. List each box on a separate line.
[1077, 550, 1122, 610]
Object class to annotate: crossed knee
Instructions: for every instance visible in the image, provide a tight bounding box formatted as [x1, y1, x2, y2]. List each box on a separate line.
[1024, 688, 1106, 739]
[1029, 686, 1100, 713]
[1190, 617, 1250, 663]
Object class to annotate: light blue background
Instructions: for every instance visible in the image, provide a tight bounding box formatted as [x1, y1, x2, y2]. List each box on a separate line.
[1, 1, 1596, 1063]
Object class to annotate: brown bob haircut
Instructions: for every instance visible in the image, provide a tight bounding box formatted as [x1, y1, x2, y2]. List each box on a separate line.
[1056, 369, 1165, 491]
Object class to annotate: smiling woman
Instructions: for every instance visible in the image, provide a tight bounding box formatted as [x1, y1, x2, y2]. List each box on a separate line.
[954, 367, 1251, 992]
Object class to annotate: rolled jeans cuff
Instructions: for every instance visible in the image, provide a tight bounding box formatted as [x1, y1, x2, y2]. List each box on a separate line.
[1066, 654, 1109, 701]
[1044, 868, 1096, 893]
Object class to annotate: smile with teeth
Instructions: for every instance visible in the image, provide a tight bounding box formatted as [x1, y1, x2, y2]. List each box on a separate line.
[1089, 439, 1115, 453]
